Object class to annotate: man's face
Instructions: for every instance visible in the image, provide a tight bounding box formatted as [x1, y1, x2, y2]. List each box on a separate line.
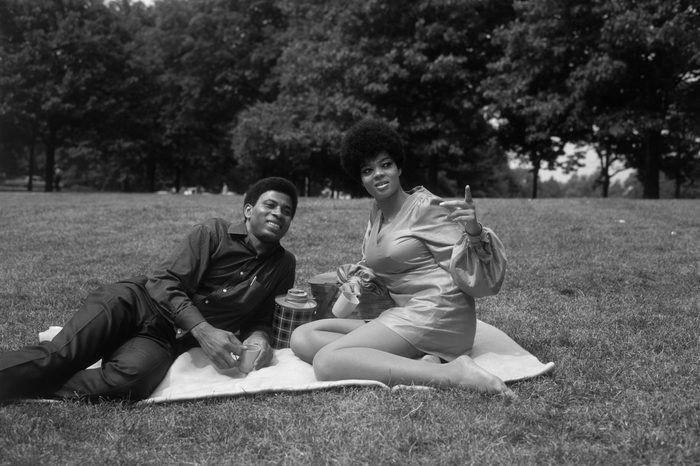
[244, 190, 294, 243]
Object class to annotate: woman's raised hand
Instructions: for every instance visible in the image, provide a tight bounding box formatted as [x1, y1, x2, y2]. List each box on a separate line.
[340, 278, 362, 298]
[440, 185, 482, 236]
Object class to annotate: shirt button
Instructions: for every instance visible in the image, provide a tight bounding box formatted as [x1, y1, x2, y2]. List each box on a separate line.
[223, 289, 227, 293]
[240, 271, 244, 276]
[204, 300, 209, 304]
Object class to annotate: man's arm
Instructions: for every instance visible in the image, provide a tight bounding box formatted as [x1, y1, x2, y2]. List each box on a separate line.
[146, 221, 218, 332]
[191, 321, 244, 369]
[241, 251, 296, 369]
[146, 219, 245, 369]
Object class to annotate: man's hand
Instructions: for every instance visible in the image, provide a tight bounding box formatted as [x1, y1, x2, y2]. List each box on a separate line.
[440, 185, 482, 236]
[242, 331, 273, 370]
[190, 321, 244, 369]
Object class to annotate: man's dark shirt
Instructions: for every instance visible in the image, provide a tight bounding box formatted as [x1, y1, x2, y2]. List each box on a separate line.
[145, 218, 295, 340]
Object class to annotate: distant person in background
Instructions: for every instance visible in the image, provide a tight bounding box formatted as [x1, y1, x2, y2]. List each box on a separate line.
[54, 166, 62, 191]
[291, 119, 512, 396]
[0, 177, 298, 403]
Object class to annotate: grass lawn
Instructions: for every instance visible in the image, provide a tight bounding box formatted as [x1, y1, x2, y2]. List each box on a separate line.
[0, 192, 698, 465]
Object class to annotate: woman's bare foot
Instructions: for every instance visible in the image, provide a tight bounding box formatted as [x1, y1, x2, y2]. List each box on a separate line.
[446, 355, 515, 397]
[420, 354, 442, 364]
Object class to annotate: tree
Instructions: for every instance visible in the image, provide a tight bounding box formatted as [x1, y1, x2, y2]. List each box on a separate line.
[483, 0, 601, 198]
[485, 0, 700, 198]
[586, 125, 639, 198]
[0, 0, 146, 191]
[578, 1, 700, 198]
[231, 0, 378, 194]
[662, 109, 700, 198]
[144, 0, 287, 192]
[233, 0, 514, 197]
[337, 0, 515, 196]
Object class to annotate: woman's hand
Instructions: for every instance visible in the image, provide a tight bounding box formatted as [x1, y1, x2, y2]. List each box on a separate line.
[340, 279, 362, 298]
[440, 185, 482, 236]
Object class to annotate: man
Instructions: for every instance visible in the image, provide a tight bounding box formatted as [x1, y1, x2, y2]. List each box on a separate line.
[0, 177, 298, 402]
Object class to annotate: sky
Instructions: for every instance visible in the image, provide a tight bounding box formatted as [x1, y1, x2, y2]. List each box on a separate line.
[513, 145, 636, 183]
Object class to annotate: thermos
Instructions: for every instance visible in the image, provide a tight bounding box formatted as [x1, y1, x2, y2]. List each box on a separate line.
[272, 288, 317, 349]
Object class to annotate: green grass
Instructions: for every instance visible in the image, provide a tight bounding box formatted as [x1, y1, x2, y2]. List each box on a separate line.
[0, 192, 698, 465]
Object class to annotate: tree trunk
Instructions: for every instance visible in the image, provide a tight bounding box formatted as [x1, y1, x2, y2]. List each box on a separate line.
[27, 127, 36, 192]
[44, 123, 57, 192]
[673, 149, 682, 199]
[531, 154, 540, 199]
[601, 156, 610, 198]
[174, 166, 182, 193]
[428, 153, 438, 192]
[642, 131, 660, 199]
[147, 152, 157, 192]
[602, 171, 609, 198]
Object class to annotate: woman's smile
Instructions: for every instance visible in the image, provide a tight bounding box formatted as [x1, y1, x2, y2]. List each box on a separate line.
[361, 153, 402, 199]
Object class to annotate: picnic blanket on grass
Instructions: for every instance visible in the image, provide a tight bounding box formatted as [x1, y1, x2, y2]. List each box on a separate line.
[39, 320, 554, 404]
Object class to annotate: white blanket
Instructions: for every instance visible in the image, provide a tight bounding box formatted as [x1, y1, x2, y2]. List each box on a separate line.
[39, 320, 554, 403]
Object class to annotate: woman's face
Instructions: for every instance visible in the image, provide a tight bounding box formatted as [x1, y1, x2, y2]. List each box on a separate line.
[360, 152, 401, 200]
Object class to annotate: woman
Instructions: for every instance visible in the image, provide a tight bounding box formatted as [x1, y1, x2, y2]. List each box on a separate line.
[290, 119, 511, 395]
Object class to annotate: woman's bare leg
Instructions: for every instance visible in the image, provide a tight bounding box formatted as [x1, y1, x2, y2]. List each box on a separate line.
[290, 319, 365, 364]
[311, 320, 512, 395]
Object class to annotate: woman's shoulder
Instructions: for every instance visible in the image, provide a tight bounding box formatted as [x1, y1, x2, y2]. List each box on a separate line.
[399, 187, 451, 227]
[407, 186, 446, 211]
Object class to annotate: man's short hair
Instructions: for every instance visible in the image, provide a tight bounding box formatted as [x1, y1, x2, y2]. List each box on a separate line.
[340, 119, 405, 181]
[244, 177, 299, 218]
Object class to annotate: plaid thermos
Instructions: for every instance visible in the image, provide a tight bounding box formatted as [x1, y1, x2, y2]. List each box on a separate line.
[272, 288, 317, 349]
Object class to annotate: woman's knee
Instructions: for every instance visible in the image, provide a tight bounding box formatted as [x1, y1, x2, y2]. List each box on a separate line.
[290, 323, 314, 362]
[312, 346, 339, 381]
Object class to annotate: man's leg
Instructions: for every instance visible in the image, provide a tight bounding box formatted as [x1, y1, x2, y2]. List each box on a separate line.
[0, 282, 165, 401]
[54, 333, 176, 402]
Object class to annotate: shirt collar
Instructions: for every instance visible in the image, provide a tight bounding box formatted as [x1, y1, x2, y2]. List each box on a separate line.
[228, 220, 283, 257]
[228, 220, 248, 237]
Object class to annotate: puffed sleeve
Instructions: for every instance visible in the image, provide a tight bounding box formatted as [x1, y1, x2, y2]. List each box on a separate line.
[410, 194, 507, 298]
[448, 226, 507, 298]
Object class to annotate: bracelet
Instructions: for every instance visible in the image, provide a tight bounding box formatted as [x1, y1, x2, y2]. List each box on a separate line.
[466, 222, 483, 237]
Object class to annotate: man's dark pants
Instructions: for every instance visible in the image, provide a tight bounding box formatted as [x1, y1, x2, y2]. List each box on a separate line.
[0, 281, 178, 402]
